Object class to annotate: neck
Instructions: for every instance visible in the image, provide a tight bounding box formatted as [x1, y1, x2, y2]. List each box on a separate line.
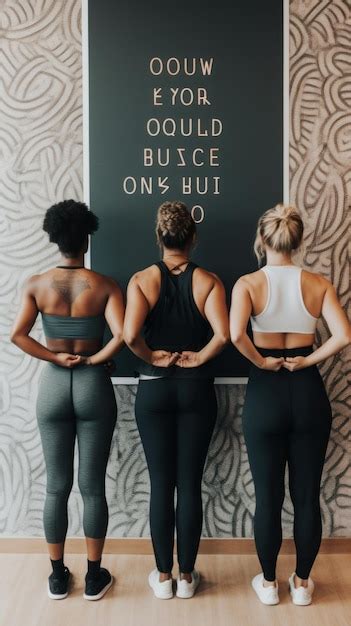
[162, 247, 189, 261]
[58, 254, 85, 268]
[265, 250, 293, 266]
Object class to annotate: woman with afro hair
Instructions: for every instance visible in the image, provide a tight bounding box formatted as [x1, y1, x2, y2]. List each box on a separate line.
[11, 199, 124, 601]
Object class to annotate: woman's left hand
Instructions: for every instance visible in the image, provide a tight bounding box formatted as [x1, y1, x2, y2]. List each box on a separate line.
[175, 351, 203, 368]
[283, 356, 308, 371]
[78, 355, 93, 366]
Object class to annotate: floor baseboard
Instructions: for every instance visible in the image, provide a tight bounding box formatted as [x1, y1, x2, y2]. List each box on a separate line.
[0, 537, 350, 554]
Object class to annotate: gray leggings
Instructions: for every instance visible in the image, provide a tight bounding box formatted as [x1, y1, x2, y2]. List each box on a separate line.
[36, 361, 117, 544]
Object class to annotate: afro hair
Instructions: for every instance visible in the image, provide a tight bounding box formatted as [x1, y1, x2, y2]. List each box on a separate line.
[43, 199, 99, 256]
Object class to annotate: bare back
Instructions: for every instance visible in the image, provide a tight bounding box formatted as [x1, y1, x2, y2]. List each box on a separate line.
[30, 267, 117, 355]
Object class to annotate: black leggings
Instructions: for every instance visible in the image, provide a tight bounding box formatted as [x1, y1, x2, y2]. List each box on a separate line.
[243, 346, 332, 581]
[135, 378, 217, 573]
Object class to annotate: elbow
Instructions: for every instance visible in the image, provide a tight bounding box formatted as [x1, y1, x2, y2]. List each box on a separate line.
[218, 331, 230, 347]
[10, 330, 20, 345]
[113, 332, 124, 346]
[341, 329, 351, 348]
[230, 330, 245, 345]
[123, 330, 138, 348]
[333, 331, 351, 350]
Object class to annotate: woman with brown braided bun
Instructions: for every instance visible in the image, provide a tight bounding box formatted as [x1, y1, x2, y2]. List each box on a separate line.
[124, 201, 229, 600]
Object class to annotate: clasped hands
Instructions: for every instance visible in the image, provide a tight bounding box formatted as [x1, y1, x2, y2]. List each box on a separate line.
[150, 350, 202, 368]
[260, 355, 308, 372]
[53, 352, 116, 374]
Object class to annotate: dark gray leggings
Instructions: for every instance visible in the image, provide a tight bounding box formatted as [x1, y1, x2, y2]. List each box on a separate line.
[36, 362, 117, 544]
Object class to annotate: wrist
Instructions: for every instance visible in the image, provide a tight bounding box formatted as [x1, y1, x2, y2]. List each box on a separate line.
[256, 355, 265, 369]
[197, 351, 206, 366]
[149, 350, 157, 365]
[49, 352, 60, 365]
[303, 355, 314, 368]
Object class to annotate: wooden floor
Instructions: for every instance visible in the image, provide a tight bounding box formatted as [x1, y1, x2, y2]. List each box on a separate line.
[0, 554, 350, 626]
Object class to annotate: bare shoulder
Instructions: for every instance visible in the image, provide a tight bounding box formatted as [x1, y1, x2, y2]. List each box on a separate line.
[24, 271, 51, 293]
[128, 264, 160, 288]
[193, 266, 222, 289]
[103, 274, 122, 293]
[301, 268, 330, 292]
[84, 268, 122, 292]
[234, 269, 263, 289]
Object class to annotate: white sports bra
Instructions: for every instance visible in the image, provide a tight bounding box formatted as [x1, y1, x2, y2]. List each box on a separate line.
[250, 265, 318, 334]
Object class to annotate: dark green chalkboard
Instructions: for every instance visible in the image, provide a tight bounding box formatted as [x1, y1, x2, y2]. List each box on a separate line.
[87, 0, 283, 378]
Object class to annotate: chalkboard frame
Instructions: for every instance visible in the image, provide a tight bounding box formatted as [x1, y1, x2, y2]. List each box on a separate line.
[81, 0, 290, 384]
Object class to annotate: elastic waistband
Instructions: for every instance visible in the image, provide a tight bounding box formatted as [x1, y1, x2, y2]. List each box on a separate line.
[255, 345, 313, 358]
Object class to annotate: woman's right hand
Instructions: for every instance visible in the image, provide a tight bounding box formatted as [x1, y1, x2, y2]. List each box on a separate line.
[259, 356, 284, 371]
[52, 352, 83, 368]
[150, 350, 180, 368]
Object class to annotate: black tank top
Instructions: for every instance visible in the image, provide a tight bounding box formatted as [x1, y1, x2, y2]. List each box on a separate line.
[136, 260, 213, 378]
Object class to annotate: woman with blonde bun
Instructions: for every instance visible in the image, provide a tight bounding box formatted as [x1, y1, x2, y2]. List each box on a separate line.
[124, 201, 229, 600]
[230, 204, 351, 607]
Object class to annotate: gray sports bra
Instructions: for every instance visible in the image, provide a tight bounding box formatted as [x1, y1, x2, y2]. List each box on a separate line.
[41, 313, 105, 340]
[41, 265, 106, 340]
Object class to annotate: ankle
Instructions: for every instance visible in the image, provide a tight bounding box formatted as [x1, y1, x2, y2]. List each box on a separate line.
[294, 574, 308, 588]
[159, 572, 172, 582]
[263, 578, 276, 588]
[50, 557, 65, 578]
[179, 572, 192, 583]
[87, 558, 101, 580]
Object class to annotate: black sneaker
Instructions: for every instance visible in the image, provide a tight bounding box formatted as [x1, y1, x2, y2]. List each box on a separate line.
[47, 567, 71, 600]
[83, 567, 113, 601]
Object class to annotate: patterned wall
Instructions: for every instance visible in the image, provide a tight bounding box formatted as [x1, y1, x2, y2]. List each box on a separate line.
[0, 0, 350, 539]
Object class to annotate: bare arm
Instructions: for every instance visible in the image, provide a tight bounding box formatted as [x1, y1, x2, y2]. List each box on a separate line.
[123, 274, 179, 368]
[177, 275, 229, 368]
[285, 281, 351, 370]
[10, 277, 79, 367]
[86, 280, 125, 366]
[230, 278, 284, 371]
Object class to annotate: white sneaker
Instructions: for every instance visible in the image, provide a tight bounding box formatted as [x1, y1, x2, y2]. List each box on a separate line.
[252, 573, 279, 605]
[176, 570, 200, 598]
[148, 569, 173, 599]
[289, 573, 314, 605]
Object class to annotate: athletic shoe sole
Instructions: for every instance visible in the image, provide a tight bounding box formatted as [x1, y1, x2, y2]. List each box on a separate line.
[176, 589, 197, 599]
[291, 597, 312, 605]
[148, 575, 173, 599]
[47, 581, 69, 600]
[83, 575, 114, 601]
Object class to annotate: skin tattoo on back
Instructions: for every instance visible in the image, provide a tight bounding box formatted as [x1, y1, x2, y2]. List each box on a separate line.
[51, 272, 91, 305]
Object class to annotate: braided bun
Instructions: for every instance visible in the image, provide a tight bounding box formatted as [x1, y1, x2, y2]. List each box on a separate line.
[254, 203, 304, 263]
[156, 201, 196, 250]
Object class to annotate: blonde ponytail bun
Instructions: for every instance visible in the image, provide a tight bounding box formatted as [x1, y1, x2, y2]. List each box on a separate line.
[254, 203, 304, 263]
